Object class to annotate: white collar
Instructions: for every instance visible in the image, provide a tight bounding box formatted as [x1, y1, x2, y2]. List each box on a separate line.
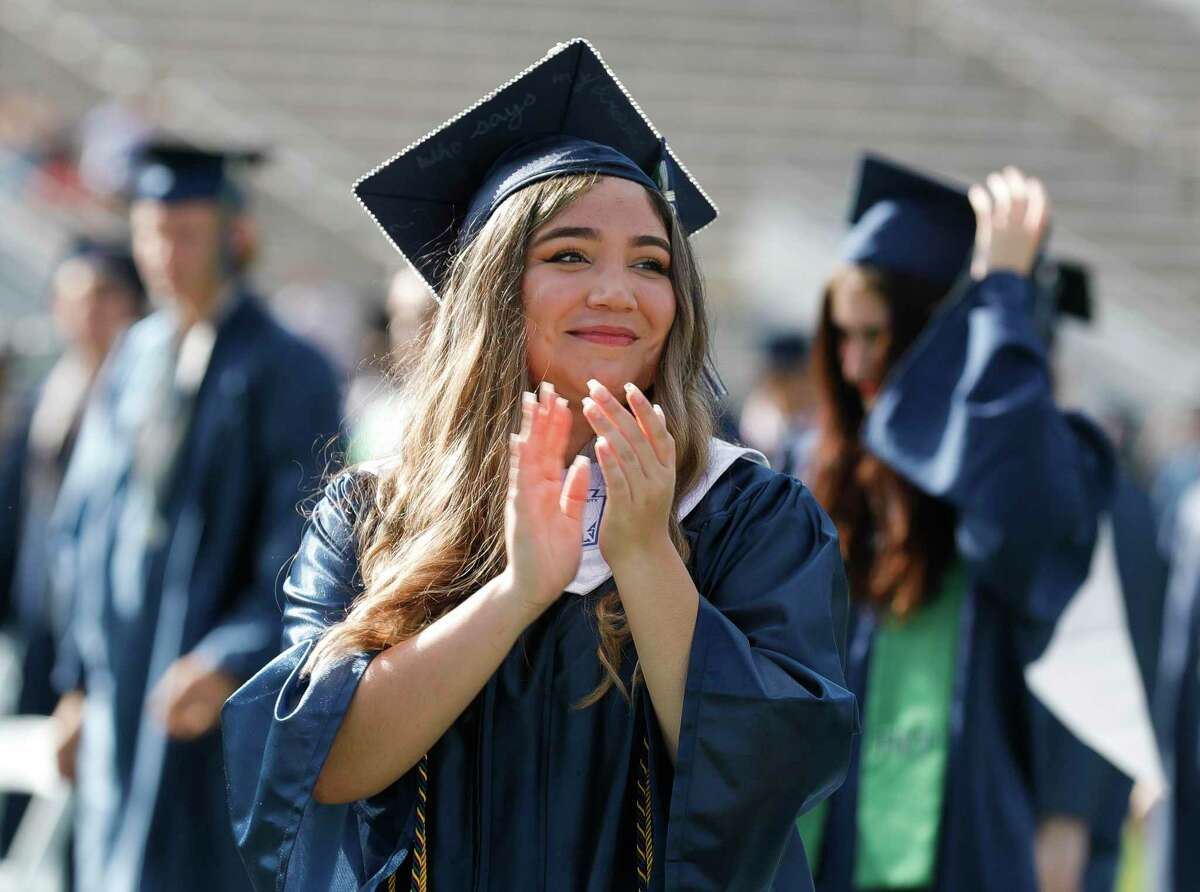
[564, 438, 766, 595]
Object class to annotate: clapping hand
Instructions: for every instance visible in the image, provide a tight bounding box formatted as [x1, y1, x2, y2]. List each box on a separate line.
[581, 379, 676, 569]
[503, 382, 591, 610]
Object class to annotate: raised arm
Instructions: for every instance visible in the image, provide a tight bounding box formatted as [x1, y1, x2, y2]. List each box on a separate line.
[865, 170, 1114, 598]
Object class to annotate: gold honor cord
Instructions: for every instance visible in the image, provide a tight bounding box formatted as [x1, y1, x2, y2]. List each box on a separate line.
[636, 731, 654, 890]
[386, 733, 653, 890]
[386, 753, 429, 892]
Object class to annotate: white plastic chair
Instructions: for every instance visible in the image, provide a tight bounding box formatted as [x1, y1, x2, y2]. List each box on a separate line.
[0, 716, 71, 892]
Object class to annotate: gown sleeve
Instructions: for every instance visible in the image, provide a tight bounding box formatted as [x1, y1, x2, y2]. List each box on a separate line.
[221, 472, 406, 892]
[664, 465, 858, 891]
[863, 271, 1115, 616]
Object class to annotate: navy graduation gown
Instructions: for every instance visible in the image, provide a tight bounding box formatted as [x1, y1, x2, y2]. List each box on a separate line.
[1153, 481, 1200, 891]
[0, 397, 62, 719]
[811, 272, 1115, 892]
[222, 455, 858, 892]
[1027, 472, 1168, 892]
[52, 293, 342, 892]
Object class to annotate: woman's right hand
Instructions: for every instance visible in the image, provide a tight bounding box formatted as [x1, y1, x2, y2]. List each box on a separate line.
[968, 166, 1051, 279]
[501, 382, 591, 611]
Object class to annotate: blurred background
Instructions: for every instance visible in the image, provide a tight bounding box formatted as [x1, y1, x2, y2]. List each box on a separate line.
[3, 0, 1200, 473]
[1, 1, 1199, 888]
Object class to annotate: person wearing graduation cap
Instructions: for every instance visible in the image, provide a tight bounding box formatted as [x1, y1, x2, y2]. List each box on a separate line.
[0, 236, 147, 849]
[221, 39, 857, 892]
[1018, 259, 1171, 892]
[47, 140, 342, 892]
[738, 331, 818, 478]
[1154, 473, 1200, 890]
[794, 155, 1115, 891]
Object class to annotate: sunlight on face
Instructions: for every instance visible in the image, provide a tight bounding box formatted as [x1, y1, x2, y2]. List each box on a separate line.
[829, 267, 892, 407]
[130, 199, 223, 306]
[521, 176, 676, 406]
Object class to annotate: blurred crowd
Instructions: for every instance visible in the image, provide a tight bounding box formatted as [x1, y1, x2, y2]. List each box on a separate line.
[1, 78, 1199, 892]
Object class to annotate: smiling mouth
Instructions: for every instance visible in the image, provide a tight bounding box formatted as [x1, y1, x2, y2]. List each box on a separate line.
[568, 327, 638, 347]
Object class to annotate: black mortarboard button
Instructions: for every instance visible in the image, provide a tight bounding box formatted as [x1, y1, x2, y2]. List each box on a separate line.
[129, 139, 266, 206]
[353, 38, 718, 298]
[840, 153, 976, 288]
[1047, 260, 1093, 322]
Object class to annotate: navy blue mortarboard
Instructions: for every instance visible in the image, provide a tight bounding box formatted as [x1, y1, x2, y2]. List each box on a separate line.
[759, 332, 811, 373]
[129, 140, 266, 207]
[354, 38, 718, 297]
[840, 153, 976, 288]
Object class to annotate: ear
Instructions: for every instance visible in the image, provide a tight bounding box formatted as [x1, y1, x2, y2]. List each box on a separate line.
[228, 213, 260, 271]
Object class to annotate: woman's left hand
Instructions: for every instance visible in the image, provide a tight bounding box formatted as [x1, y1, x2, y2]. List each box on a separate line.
[582, 379, 676, 568]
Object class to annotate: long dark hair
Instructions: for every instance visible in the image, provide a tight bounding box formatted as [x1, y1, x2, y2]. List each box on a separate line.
[809, 264, 957, 617]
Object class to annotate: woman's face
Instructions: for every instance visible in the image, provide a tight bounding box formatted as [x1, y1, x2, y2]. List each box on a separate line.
[521, 176, 676, 405]
[829, 267, 892, 407]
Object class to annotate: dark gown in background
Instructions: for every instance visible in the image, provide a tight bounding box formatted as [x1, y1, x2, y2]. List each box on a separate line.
[1027, 472, 1168, 892]
[1153, 479, 1200, 891]
[806, 271, 1116, 892]
[0, 365, 91, 849]
[222, 453, 859, 892]
[52, 292, 342, 892]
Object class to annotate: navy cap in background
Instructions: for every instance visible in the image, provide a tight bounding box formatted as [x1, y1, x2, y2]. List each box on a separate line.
[758, 332, 811, 374]
[129, 140, 266, 207]
[840, 153, 976, 289]
[354, 38, 718, 297]
[1042, 259, 1093, 323]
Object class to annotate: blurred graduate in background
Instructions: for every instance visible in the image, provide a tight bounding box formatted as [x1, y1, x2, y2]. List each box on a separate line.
[737, 330, 817, 478]
[47, 141, 342, 892]
[1018, 259, 1168, 892]
[0, 237, 146, 849]
[795, 155, 1115, 892]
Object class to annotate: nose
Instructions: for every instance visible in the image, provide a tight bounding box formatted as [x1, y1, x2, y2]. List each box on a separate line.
[840, 338, 867, 384]
[585, 269, 637, 312]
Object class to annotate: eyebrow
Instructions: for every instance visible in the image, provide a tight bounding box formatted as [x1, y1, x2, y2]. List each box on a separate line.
[532, 226, 671, 254]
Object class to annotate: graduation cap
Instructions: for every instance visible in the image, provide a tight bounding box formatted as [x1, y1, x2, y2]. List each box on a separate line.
[354, 38, 718, 297]
[128, 139, 266, 207]
[840, 153, 976, 288]
[758, 331, 811, 374]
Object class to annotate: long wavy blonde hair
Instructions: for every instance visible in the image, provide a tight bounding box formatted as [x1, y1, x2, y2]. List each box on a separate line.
[308, 173, 715, 704]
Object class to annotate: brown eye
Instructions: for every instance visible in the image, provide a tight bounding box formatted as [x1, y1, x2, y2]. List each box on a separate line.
[634, 258, 668, 274]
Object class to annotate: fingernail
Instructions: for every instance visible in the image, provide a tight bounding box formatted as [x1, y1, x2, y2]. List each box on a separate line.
[624, 382, 636, 394]
[595, 436, 607, 450]
[522, 391, 536, 405]
[573, 455, 590, 467]
[582, 397, 595, 411]
[654, 403, 664, 415]
[556, 397, 567, 410]
[540, 381, 554, 397]
[587, 378, 602, 394]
